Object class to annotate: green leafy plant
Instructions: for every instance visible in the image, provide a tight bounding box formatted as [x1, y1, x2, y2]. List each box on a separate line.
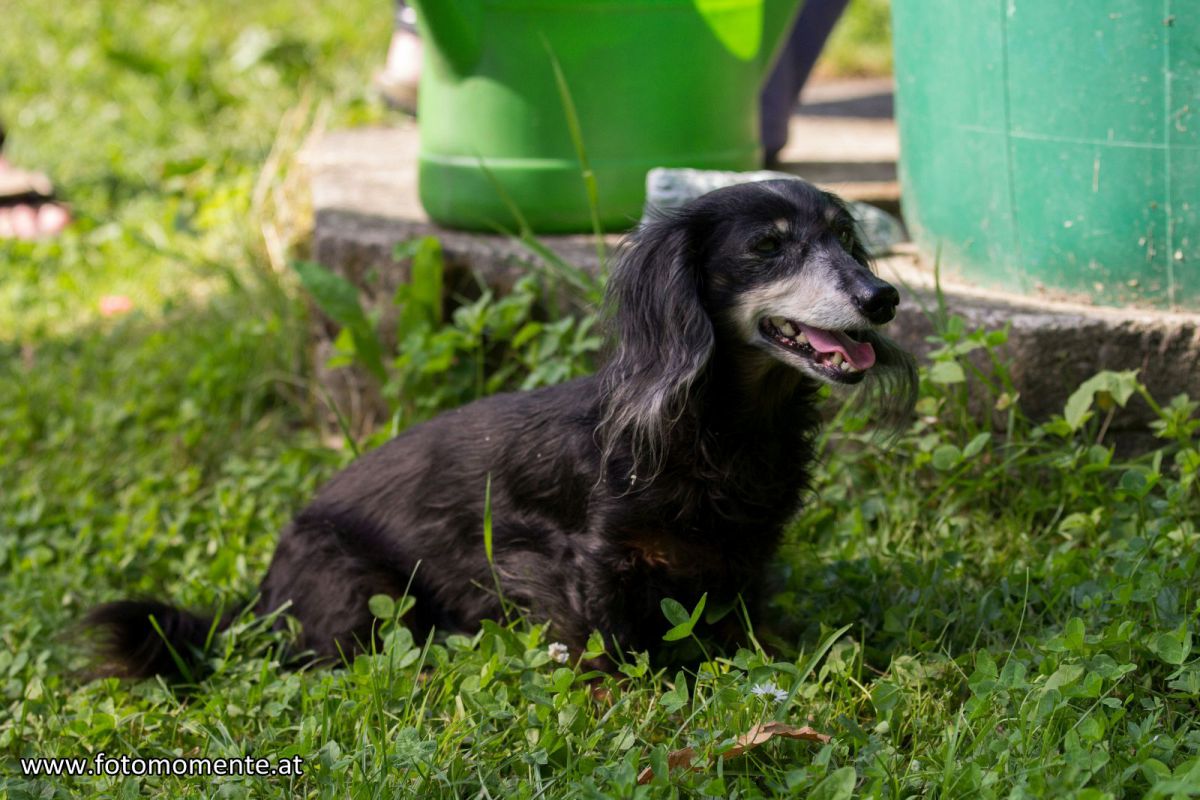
[292, 237, 603, 432]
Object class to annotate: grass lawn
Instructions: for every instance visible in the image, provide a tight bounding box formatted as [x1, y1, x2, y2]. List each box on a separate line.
[2, 2, 1199, 798]
[821, 0, 893, 78]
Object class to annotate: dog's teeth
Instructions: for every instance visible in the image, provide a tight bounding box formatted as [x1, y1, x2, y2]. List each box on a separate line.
[780, 321, 798, 337]
[829, 353, 844, 367]
[794, 332, 807, 345]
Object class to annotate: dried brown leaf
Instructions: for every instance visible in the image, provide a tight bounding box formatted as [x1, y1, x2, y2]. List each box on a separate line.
[724, 722, 831, 758]
[636, 746, 698, 785]
[636, 722, 830, 784]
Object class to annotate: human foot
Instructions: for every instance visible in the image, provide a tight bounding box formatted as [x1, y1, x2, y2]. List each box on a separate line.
[374, 6, 422, 113]
[0, 157, 70, 240]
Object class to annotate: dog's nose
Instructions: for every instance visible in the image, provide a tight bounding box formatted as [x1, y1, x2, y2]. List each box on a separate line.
[854, 283, 900, 324]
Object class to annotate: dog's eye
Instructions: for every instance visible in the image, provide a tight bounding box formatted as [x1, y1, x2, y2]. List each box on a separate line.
[752, 235, 782, 255]
[838, 229, 856, 250]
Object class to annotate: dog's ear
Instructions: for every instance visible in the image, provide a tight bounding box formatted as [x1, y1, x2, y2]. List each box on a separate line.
[598, 216, 714, 479]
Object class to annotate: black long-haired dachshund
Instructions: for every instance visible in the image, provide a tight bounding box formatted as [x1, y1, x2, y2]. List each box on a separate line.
[86, 179, 917, 677]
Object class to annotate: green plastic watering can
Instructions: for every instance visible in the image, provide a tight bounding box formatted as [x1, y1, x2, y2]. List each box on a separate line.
[410, 0, 806, 233]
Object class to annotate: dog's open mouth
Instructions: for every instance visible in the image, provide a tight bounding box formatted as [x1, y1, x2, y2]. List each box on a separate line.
[759, 316, 875, 383]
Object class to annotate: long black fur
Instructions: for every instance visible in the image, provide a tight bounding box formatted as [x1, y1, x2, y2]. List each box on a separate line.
[84, 600, 216, 679]
[84, 179, 917, 678]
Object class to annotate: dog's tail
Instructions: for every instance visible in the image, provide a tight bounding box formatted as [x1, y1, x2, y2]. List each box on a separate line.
[83, 599, 228, 680]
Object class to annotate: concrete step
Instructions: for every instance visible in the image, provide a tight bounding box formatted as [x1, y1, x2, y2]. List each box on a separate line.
[300, 82, 1199, 442]
[878, 249, 1200, 443]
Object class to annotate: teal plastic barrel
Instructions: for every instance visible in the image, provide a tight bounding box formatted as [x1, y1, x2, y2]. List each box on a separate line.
[410, 0, 804, 233]
[892, 2, 1199, 309]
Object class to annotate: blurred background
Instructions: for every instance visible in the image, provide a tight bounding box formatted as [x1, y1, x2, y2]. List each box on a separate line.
[0, 0, 889, 334]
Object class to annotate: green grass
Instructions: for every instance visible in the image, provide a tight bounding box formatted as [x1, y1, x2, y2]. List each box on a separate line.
[818, 0, 894, 79]
[3, 2, 1200, 798]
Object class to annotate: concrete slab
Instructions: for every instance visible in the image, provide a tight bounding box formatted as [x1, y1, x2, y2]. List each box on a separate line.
[778, 77, 900, 211]
[304, 83, 904, 319]
[878, 250, 1200, 437]
[306, 122, 615, 276]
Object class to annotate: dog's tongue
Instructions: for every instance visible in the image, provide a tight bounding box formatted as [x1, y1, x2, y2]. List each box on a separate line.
[795, 323, 876, 370]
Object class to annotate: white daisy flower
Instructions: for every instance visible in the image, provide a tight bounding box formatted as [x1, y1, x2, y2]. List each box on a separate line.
[750, 681, 789, 703]
[547, 642, 570, 664]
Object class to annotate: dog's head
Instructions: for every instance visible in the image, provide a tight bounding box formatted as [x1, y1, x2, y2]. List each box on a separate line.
[696, 180, 910, 388]
[600, 179, 917, 471]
